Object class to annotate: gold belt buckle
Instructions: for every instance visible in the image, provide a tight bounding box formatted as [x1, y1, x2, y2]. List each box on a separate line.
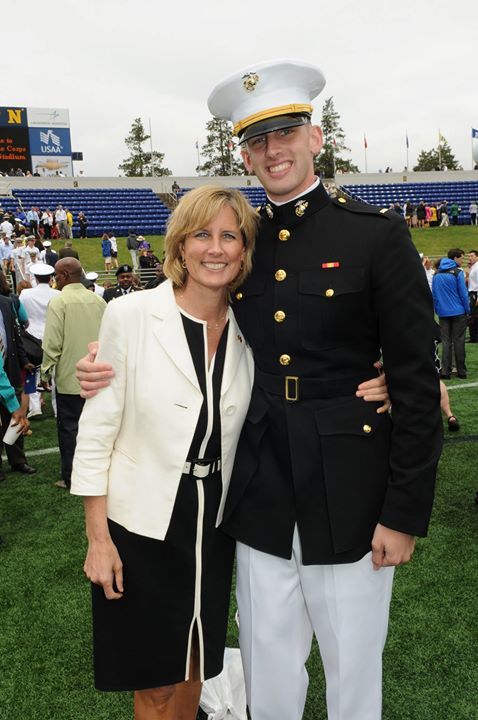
[285, 375, 299, 402]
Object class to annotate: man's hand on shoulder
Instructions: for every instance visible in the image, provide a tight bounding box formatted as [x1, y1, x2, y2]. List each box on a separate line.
[371, 523, 415, 570]
[76, 341, 114, 399]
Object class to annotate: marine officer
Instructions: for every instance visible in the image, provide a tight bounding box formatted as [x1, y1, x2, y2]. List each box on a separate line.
[207, 59, 442, 720]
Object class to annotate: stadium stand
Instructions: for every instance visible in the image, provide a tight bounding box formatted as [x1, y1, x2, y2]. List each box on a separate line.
[341, 180, 478, 224]
[177, 186, 267, 208]
[0, 188, 170, 237]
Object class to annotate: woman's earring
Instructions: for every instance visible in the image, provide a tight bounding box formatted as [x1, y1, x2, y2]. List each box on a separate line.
[181, 258, 187, 269]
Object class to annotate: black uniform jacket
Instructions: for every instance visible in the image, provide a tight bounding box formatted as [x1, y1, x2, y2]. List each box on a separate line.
[103, 285, 142, 303]
[221, 183, 443, 565]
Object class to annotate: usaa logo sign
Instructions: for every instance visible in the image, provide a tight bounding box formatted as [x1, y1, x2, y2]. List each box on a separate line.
[39, 129, 63, 154]
[0, 107, 27, 127]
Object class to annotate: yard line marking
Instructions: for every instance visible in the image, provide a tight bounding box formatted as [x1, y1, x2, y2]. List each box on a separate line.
[445, 382, 478, 390]
[1, 446, 60, 459]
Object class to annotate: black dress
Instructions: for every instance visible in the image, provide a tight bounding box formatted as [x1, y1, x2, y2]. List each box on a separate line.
[91, 312, 235, 691]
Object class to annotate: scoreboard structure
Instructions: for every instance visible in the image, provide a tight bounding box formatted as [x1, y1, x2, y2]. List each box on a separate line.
[0, 107, 73, 176]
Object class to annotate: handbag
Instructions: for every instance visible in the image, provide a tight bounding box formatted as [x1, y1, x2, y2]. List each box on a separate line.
[19, 326, 43, 366]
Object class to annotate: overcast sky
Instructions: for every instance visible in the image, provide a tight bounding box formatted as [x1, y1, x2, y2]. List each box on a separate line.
[6, 0, 477, 177]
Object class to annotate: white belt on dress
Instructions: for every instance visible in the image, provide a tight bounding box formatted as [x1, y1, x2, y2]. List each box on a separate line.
[182, 458, 221, 478]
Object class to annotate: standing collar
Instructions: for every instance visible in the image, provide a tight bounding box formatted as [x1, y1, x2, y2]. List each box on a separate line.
[262, 180, 330, 226]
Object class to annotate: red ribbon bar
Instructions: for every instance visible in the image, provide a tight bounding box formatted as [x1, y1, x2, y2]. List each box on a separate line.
[321, 262, 340, 269]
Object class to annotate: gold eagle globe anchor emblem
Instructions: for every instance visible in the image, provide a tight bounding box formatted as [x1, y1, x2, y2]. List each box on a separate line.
[242, 72, 260, 92]
[295, 200, 309, 217]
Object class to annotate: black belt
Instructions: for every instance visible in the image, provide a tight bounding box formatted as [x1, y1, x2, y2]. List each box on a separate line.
[255, 369, 366, 402]
[183, 457, 221, 478]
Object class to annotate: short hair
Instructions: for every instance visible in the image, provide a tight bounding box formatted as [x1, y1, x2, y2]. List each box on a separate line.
[163, 185, 259, 291]
[468, 249, 478, 255]
[447, 248, 465, 260]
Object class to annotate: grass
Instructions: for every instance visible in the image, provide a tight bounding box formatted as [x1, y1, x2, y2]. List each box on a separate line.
[1, 347, 477, 720]
[1, 224, 477, 719]
[48, 225, 478, 276]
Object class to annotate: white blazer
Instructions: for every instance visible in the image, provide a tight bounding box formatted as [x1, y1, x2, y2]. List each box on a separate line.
[70, 280, 254, 541]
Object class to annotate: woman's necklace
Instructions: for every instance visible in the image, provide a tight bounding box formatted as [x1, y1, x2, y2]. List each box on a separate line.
[176, 292, 228, 332]
[206, 309, 228, 332]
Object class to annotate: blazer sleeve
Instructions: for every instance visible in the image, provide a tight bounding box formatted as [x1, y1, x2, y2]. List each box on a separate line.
[371, 215, 443, 536]
[70, 300, 128, 497]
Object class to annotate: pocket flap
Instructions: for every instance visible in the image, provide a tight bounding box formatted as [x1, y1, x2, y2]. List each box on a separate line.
[299, 268, 364, 297]
[315, 397, 384, 436]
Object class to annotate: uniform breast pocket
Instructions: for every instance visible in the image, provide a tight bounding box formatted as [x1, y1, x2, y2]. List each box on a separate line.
[233, 276, 267, 350]
[299, 267, 367, 350]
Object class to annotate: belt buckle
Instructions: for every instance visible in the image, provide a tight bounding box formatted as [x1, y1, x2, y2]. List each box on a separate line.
[285, 375, 299, 402]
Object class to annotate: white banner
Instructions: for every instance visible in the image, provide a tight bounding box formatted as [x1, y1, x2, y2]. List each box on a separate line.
[27, 108, 70, 128]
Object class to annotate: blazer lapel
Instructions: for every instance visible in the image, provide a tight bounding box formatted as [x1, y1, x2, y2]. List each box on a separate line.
[221, 308, 246, 396]
[150, 282, 200, 391]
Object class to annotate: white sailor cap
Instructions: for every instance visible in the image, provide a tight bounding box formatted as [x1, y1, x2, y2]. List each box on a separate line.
[85, 271, 99, 281]
[31, 263, 55, 276]
[42, 240, 52, 247]
[208, 59, 326, 142]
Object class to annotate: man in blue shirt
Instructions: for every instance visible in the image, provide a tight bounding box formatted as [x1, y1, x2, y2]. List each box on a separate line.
[432, 248, 470, 378]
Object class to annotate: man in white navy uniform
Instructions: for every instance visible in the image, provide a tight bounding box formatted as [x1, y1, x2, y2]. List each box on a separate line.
[208, 59, 442, 720]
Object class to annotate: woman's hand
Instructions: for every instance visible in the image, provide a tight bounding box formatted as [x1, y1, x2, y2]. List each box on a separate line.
[10, 409, 30, 435]
[355, 362, 391, 414]
[84, 539, 124, 600]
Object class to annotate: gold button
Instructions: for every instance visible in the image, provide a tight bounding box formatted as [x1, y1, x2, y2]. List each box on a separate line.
[278, 229, 290, 242]
[338, 197, 346, 203]
[363, 424, 372, 434]
[325, 288, 334, 297]
[275, 269, 287, 282]
[274, 310, 286, 323]
[235, 292, 243, 300]
[279, 354, 291, 366]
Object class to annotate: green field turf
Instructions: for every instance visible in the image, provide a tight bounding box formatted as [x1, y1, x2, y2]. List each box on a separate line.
[48, 224, 478, 277]
[1, 223, 477, 718]
[0, 344, 477, 719]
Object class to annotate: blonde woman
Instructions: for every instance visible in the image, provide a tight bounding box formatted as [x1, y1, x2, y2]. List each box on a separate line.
[71, 186, 258, 720]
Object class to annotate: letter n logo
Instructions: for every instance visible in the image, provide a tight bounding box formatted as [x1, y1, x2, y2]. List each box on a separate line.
[7, 109, 23, 124]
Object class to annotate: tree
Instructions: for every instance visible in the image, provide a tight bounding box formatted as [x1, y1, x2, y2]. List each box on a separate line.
[119, 118, 172, 176]
[314, 97, 359, 178]
[197, 119, 245, 176]
[413, 138, 462, 171]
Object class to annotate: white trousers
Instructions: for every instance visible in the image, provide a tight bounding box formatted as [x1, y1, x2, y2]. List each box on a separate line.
[236, 528, 394, 720]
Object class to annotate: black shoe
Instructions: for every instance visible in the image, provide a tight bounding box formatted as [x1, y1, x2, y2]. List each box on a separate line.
[439, 373, 451, 380]
[457, 374, 467, 379]
[11, 463, 37, 475]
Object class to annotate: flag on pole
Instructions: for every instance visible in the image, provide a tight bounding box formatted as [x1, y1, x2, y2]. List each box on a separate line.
[195, 140, 199, 149]
[363, 134, 368, 149]
[438, 131, 446, 144]
[406, 132, 409, 149]
[472, 128, 478, 140]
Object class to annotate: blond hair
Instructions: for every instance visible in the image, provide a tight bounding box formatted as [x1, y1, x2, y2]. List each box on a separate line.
[163, 185, 259, 290]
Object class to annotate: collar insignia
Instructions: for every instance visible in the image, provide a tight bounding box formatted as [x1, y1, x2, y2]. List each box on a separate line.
[295, 200, 309, 217]
[242, 72, 260, 92]
[265, 203, 274, 219]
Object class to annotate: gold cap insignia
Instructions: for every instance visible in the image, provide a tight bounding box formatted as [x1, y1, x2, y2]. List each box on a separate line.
[242, 72, 260, 92]
[295, 200, 308, 217]
[266, 204, 274, 219]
